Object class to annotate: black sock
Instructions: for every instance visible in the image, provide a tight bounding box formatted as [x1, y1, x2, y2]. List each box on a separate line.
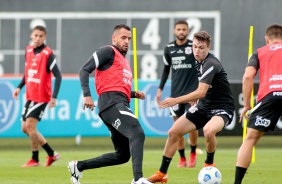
[205, 150, 215, 164]
[178, 149, 185, 158]
[190, 145, 197, 154]
[234, 166, 247, 184]
[42, 143, 54, 156]
[159, 155, 172, 174]
[32, 151, 39, 162]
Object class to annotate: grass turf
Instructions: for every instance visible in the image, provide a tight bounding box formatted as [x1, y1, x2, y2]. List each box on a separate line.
[1, 136, 282, 183]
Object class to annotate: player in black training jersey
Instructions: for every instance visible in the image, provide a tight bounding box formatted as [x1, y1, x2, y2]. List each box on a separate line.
[148, 31, 234, 183]
[156, 20, 199, 168]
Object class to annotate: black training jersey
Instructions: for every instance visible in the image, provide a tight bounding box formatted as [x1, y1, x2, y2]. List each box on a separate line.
[196, 53, 235, 110]
[159, 40, 198, 97]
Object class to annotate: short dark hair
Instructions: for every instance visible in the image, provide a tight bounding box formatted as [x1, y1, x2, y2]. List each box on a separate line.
[113, 24, 131, 33]
[266, 24, 282, 39]
[174, 20, 188, 28]
[32, 25, 46, 34]
[194, 31, 211, 46]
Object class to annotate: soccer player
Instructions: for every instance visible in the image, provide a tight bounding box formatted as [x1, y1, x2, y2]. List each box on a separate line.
[234, 24, 282, 184]
[13, 25, 62, 167]
[148, 31, 235, 183]
[156, 20, 199, 168]
[67, 24, 152, 184]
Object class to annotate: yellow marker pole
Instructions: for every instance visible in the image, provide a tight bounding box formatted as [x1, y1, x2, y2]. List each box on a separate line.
[132, 28, 139, 118]
[243, 26, 255, 163]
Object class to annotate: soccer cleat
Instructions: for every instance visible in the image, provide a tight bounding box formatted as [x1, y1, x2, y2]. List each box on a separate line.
[187, 153, 196, 168]
[203, 162, 216, 167]
[21, 159, 40, 167]
[68, 161, 83, 184]
[177, 157, 187, 168]
[147, 170, 168, 183]
[44, 151, 60, 166]
[131, 177, 154, 184]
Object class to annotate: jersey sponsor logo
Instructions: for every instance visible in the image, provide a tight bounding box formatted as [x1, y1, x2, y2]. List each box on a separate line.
[254, 116, 270, 127]
[139, 83, 173, 135]
[270, 84, 282, 89]
[167, 43, 175, 47]
[270, 44, 282, 51]
[0, 82, 19, 133]
[273, 92, 282, 96]
[122, 68, 132, 85]
[27, 69, 41, 83]
[28, 69, 37, 77]
[171, 56, 192, 70]
[27, 77, 41, 83]
[269, 74, 282, 81]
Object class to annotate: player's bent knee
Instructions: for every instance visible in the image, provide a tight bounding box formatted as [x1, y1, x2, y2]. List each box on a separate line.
[116, 152, 131, 164]
[168, 129, 181, 141]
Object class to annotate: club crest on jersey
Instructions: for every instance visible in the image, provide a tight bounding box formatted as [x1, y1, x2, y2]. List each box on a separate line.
[112, 118, 121, 129]
[185, 47, 192, 54]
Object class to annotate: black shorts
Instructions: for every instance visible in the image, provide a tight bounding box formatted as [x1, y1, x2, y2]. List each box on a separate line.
[185, 105, 234, 130]
[21, 100, 48, 121]
[170, 103, 191, 117]
[99, 103, 144, 138]
[248, 93, 282, 132]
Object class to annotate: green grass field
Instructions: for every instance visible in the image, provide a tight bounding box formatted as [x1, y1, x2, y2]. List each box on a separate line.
[1, 136, 282, 183]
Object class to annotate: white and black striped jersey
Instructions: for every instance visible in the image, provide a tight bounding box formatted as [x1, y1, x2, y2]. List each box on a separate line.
[159, 40, 198, 98]
[196, 53, 235, 110]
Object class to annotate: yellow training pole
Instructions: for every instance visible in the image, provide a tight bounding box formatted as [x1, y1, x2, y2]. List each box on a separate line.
[132, 28, 139, 118]
[243, 25, 255, 163]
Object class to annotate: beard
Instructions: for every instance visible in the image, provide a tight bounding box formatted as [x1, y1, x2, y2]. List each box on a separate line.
[116, 43, 128, 55]
[121, 47, 128, 55]
[176, 34, 187, 41]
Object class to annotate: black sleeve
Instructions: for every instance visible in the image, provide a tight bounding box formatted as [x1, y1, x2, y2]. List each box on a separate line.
[47, 53, 62, 99]
[131, 91, 136, 98]
[159, 65, 170, 90]
[199, 59, 219, 85]
[17, 75, 25, 89]
[79, 46, 114, 97]
[159, 47, 171, 90]
[247, 50, 259, 70]
[18, 52, 27, 89]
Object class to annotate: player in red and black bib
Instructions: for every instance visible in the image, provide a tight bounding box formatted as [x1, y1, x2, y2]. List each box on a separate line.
[68, 24, 153, 184]
[13, 25, 62, 167]
[235, 24, 282, 184]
